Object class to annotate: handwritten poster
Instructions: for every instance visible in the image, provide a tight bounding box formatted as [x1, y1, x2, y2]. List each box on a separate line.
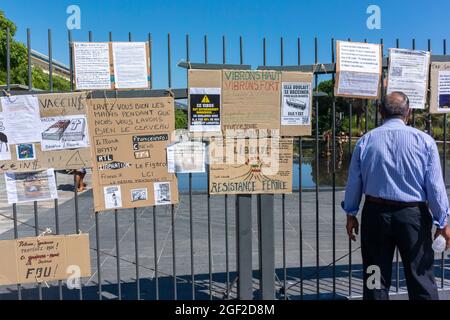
[4, 169, 58, 204]
[387, 48, 430, 109]
[0, 234, 91, 286]
[209, 137, 293, 194]
[112, 42, 149, 89]
[0, 95, 41, 144]
[87, 96, 179, 211]
[73, 42, 111, 90]
[0, 92, 92, 172]
[430, 62, 450, 114]
[222, 70, 281, 133]
[335, 41, 382, 99]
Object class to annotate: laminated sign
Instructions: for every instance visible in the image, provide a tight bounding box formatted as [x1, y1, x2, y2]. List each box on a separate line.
[209, 137, 293, 195]
[0, 92, 91, 172]
[87, 96, 179, 211]
[335, 40, 382, 99]
[189, 88, 221, 132]
[429, 62, 450, 114]
[0, 233, 91, 286]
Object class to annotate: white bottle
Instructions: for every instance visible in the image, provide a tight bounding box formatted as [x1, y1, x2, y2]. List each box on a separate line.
[432, 235, 446, 253]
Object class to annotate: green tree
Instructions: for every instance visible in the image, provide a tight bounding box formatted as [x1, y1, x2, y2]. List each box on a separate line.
[0, 10, 70, 90]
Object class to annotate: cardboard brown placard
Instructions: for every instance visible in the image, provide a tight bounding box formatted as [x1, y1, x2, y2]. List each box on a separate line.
[87, 96, 179, 211]
[430, 62, 450, 114]
[222, 69, 281, 133]
[0, 92, 92, 172]
[209, 137, 293, 195]
[334, 41, 382, 99]
[188, 69, 222, 133]
[0, 233, 91, 286]
[280, 71, 313, 136]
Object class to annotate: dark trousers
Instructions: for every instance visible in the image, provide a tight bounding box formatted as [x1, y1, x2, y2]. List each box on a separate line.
[361, 201, 439, 300]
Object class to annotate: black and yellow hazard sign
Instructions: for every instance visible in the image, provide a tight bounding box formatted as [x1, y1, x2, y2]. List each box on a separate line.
[189, 88, 221, 132]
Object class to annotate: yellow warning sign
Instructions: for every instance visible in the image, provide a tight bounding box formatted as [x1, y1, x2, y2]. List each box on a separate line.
[201, 95, 210, 103]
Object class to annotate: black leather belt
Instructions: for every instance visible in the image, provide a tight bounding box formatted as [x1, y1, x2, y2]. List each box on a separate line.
[365, 195, 426, 207]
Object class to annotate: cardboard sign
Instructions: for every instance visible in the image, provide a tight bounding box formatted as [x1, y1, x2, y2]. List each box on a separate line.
[87, 96, 179, 211]
[73, 42, 151, 90]
[188, 69, 222, 133]
[222, 70, 281, 133]
[209, 137, 293, 194]
[430, 62, 450, 114]
[335, 41, 382, 99]
[0, 233, 91, 286]
[0, 92, 92, 172]
[280, 72, 313, 136]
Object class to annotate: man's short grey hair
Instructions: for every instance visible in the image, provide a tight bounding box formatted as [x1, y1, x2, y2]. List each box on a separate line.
[381, 91, 410, 118]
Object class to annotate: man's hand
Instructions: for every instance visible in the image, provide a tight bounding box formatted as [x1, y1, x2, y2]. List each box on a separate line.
[434, 225, 450, 250]
[346, 215, 359, 241]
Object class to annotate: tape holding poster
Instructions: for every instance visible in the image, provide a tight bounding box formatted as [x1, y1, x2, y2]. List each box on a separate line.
[430, 62, 450, 114]
[209, 137, 293, 195]
[0, 233, 91, 286]
[87, 96, 179, 211]
[335, 41, 382, 99]
[0, 92, 92, 172]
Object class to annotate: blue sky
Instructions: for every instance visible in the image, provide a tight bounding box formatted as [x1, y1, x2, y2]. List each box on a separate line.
[2, 0, 450, 89]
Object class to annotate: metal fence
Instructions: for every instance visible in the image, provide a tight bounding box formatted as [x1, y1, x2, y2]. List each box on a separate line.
[1, 27, 450, 300]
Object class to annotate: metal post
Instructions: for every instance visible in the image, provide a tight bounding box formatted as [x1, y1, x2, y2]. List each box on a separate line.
[236, 194, 253, 299]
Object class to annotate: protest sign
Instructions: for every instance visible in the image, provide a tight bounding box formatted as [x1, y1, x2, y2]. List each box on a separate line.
[280, 71, 313, 136]
[222, 70, 281, 133]
[112, 42, 150, 89]
[4, 169, 58, 204]
[387, 48, 430, 109]
[430, 62, 450, 114]
[335, 41, 382, 99]
[87, 96, 178, 211]
[0, 233, 91, 286]
[0, 92, 91, 172]
[209, 137, 293, 195]
[188, 69, 222, 133]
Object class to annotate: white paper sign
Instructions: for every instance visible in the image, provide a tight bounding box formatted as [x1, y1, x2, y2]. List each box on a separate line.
[438, 70, 450, 112]
[387, 48, 430, 109]
[1, 95, 41, 144]
[104, 185, 122, 209]
[281, 82, 311, 125]
[336, 41, 381, 98]
[4, 169, 58, 204]
[73, 42, 111, 90]
[40, 115, 89, 151]
[112, 42, 149, 89]
[167, 141, 206, 173]
[0, 113, 11, 160]
[154, 182, 171, 205]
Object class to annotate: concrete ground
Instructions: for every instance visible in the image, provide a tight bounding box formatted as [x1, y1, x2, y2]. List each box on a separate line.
[0, 171, 449, 300]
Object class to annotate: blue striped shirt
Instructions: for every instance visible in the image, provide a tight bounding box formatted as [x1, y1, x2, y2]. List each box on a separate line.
[342, 118, 449, 229]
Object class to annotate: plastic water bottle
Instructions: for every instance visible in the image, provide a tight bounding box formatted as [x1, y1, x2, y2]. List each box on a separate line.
[432, 235, 446, 253]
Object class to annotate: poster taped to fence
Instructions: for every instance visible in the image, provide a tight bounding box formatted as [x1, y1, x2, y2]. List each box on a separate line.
[167, 140, 206, 173]
[430, 62, 450, 114]
[209, 137, 293, 195]
[280, 71, 313, 136]
[0, 95, 41, 144]
[73, 42, 112, 90]
[335, 41, 382, 99]
[4, 169, 58, 204]
[189, 88, 221, 132]
[87, 96, 179, 211]
[112, 42, 150, 89]
[0, 233, 91, 286]
[0, 92, 92, 172]
[222, 70, 281, 134]
[387, 48, 430, 109]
